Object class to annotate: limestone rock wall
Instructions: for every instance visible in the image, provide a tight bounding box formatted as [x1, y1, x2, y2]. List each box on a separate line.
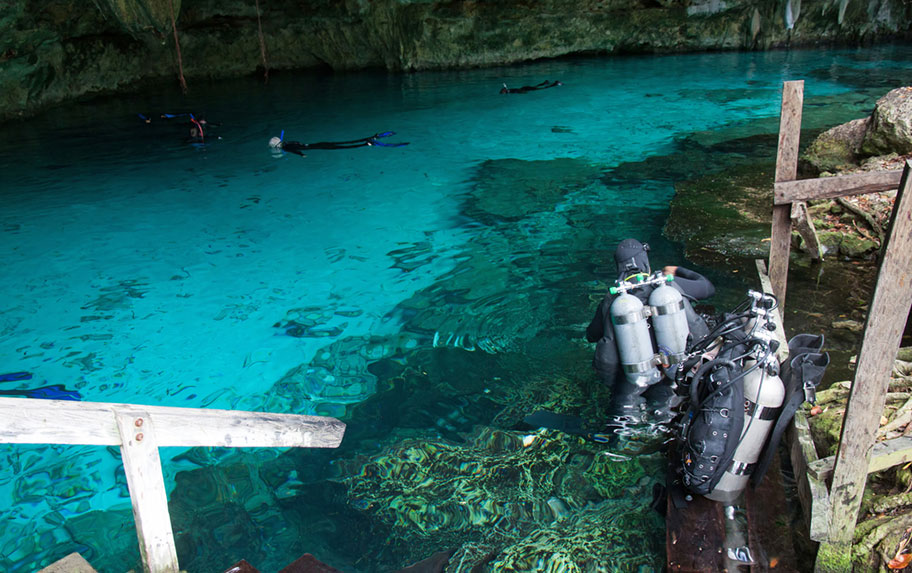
[1, 0, 911, 121]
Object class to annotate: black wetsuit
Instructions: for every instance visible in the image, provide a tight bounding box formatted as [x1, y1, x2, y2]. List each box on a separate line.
[500, 80, 562, 94]
[279, 133, 407, 156]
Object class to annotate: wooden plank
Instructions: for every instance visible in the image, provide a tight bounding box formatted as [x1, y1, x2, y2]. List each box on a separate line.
[808, 435, 912, 481]
[667, 490, 727, 571]
[0, 397, 345, 448]
[37, 553, 98, 573]
[115, 409, 179, 573]
[774, 169, 903, 205]
[745, 452, 799, 571]
[828, 161, 912, 545]
[768, 80, 804, 311]
[788, 411, 831, 541]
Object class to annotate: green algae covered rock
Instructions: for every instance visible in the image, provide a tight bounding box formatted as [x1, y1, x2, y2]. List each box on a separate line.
[339, 426, 665, 570]
[861, 87, 912, 157]
[800, 117, 870, 176]
[801, 86, 912, 174]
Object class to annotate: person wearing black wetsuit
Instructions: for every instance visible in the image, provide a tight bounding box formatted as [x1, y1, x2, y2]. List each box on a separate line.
[500, 80, 562, 94]
[585, 239, 715, 445]
[268, 132, 408, 156]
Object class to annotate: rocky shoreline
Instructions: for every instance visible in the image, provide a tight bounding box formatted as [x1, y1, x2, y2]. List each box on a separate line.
[2, 0, 912, 121]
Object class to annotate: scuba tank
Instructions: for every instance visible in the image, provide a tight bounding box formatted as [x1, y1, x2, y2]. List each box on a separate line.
[649, 282, 689, 372]
[704, 293, 784, 502]
[704, 343, 784, 503]
[609, 272, 688, 388]
[610, 292, 662, 388]
[678, 290, 786, 502]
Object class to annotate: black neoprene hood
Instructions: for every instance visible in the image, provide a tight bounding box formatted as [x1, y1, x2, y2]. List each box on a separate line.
[614, 238, 651, 278]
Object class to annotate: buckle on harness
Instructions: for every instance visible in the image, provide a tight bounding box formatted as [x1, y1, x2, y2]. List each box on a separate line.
[728, 459, 755, 476]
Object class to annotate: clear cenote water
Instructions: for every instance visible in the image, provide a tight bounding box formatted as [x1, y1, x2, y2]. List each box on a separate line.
[1, 44, 911, 572]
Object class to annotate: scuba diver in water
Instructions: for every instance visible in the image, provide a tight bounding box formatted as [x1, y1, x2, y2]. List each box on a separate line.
[138, 112, 221, 143]
[500, 80, 562, 94]
[268, 131, 409, 157]
[584, 238, 715, 448]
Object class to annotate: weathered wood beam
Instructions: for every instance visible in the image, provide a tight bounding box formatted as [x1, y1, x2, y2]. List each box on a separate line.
[808, 435, 912, 482]
[774, 169, 903, 205]
[788, 411, 831, 542]
[768, 80, 804, 312]
[0, 397, 346, 448]
[826, 161, 912, 550]
[115, 409, 179, 573]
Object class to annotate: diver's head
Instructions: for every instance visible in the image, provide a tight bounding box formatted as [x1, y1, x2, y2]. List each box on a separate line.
[614, 238, 650, 279]
[268, 136, 282, 148]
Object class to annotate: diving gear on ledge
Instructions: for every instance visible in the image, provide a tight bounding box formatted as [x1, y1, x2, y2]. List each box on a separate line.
[674, 290, 829, 502]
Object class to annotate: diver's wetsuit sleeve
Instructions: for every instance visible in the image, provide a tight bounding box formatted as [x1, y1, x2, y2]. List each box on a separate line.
[585, 294, 622, 385]
[585, 296, 611, 343]
[671, 267, 715, 300]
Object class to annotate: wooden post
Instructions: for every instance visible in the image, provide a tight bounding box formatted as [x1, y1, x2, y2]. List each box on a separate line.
[768, 80, 804, 312]
[820, 161, 912, 571]
[115, 409, 179, 573]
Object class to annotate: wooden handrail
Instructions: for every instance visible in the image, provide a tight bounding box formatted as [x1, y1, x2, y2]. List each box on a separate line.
[0, 397, 346, 573]
[0, 397, 345, 448]
[774, 169, 903, 205]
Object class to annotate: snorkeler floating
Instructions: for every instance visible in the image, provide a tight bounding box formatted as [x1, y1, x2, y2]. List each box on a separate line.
[138, 112, 221, 143]
[500, 80, 563, 94]
[268, 131, 409, 157]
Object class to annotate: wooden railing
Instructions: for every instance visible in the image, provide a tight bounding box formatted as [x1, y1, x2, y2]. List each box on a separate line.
[0, 397, 346, 573]
[765, 80, 912, 572]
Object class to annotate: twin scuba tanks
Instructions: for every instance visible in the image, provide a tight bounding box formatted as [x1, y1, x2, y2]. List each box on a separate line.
[609, 272, 691, 388]
[678, 291, 785, 503]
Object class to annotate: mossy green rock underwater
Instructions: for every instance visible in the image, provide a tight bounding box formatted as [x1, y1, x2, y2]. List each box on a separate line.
[338, 426, 665, 570]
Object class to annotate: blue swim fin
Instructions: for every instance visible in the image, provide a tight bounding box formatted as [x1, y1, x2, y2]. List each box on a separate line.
[369, 140, 409, 148]
[0, 384, 81, 401]
[0, 372, 32, 382]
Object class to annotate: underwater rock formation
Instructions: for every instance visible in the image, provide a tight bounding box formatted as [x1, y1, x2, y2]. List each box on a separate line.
[2, 0, 912, 120]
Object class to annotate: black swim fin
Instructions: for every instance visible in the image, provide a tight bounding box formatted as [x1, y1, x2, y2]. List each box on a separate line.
[523, 410, 587, 435]
[522, 410, 616, 444]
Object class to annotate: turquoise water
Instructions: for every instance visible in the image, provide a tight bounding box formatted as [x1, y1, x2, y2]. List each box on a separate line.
[1, 45, 911, 572]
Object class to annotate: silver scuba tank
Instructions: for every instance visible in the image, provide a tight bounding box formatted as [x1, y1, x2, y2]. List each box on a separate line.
[610, 292, 662, 388]
[704, 296, 785, 503]
[649, 282, 690, 371]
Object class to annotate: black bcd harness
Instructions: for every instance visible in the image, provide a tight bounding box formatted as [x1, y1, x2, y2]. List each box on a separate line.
[672, 292, 830, 498]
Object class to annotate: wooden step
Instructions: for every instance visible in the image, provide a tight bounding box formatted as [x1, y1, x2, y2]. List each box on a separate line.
[667, 453, 799, 572]
[37, 553, 98, 573]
